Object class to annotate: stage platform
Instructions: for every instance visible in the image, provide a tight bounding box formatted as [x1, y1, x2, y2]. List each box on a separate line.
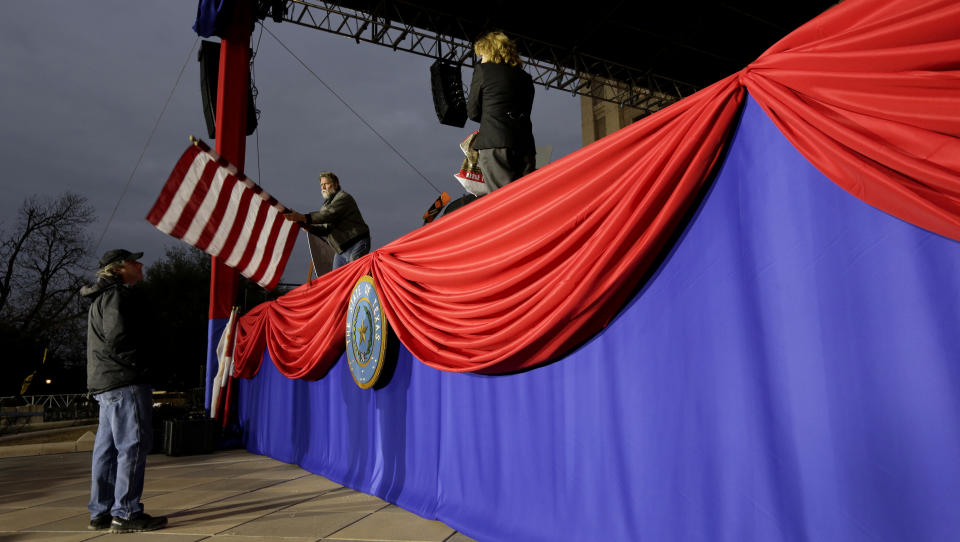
[0, 448, 477, 541]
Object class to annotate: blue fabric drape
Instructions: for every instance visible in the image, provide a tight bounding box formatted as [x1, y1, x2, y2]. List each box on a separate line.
[192, 0, 229, 38]
[238, 96, 960, 541]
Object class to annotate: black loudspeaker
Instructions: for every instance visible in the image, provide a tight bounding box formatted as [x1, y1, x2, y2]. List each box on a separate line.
[163, 418, 219, 456]
[199, 40, 258, 139]
[430, 60, 467, 127]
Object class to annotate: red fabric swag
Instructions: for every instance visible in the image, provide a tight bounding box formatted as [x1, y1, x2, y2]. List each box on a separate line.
[234, 261, 371, 379]
[233, 0, 960, 379]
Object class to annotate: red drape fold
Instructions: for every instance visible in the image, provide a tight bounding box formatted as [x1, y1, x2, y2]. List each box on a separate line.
[742, 0, 960, 242]
[233, 0, 960, 379]
[233, 259, 371, 379]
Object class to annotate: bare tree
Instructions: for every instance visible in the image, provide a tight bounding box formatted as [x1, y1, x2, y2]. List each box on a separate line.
[0, 193, 95, 394]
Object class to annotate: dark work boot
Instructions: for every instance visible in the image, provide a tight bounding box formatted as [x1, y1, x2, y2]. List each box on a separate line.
[109, 512, 168, 533]
[88, 513, 112, 530]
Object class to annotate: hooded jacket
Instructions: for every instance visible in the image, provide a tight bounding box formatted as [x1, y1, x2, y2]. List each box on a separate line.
[81, 276, 150, 394]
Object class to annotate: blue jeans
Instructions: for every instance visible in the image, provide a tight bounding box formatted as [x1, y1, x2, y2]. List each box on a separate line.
[332, 235, 370, 270]
[89, 384, 153, 519]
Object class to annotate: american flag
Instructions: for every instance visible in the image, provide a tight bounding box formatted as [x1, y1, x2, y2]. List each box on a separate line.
[147, 140, 300, 290]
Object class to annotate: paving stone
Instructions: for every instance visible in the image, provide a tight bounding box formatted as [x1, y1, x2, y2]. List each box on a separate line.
[0, 489, 88, 509]
[233, 467, 311, 481]
[0, 531, 104, 541]
[285, 487, 385, 513]
[158, 504, 276, 536]
[28, 492, 95, 509]
[142, 489, 242, 509]
[105, 533, 209, 542]
[0, 506, 84, 531]
[189, 488, 331, 511]
[15, 510, 103, 533]
[325, 505, 454, 542]
[177, 477, 289, 493]
[143, 476, 223, 491]
[221, 507, 376, 539]
[0, 449, 469, 541]
[257, 475, 341, 495]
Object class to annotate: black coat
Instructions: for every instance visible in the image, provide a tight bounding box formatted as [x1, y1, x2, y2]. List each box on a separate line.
[81, 277, 151, 394]
[467, 62, 536, 153]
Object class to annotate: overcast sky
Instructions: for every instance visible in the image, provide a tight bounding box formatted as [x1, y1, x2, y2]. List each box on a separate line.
[0, 1, 583, 285]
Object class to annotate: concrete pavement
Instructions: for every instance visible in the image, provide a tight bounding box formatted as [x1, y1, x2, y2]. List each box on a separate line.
[0, 447, 477, 541]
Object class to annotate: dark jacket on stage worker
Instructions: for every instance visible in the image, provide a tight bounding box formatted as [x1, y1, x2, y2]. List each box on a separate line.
[285, 172, 371, 269]
[467, 31, 536, 192]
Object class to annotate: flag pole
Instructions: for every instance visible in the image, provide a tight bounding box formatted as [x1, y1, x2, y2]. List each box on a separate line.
[204, 0, 252, 415]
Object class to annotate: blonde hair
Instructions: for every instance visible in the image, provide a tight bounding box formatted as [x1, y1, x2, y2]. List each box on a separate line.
[474, 31, 522, 67]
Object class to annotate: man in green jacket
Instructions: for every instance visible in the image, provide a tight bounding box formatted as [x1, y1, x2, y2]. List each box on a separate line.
[285, 172, 371, 269]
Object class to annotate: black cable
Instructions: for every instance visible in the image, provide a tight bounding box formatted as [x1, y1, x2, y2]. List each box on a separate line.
[259, 22, 444, 194]
[94, 36, 200, 255]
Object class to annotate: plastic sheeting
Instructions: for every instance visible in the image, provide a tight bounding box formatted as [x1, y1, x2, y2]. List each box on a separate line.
[238, 97, 960, 541]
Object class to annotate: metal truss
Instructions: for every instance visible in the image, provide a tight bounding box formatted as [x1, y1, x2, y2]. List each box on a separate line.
[270, 0, 701, 112]
[9, 393, 90, 409]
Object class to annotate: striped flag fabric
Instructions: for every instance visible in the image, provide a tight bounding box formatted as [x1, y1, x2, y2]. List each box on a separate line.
[210, 306, 238, 421]
[147, 139, 300, 290]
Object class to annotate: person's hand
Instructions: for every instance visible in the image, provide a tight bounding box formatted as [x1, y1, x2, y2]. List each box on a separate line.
[284, 210, 306, 223]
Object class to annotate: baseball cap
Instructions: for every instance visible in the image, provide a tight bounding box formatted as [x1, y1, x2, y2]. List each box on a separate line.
[98, 249, 143, 270]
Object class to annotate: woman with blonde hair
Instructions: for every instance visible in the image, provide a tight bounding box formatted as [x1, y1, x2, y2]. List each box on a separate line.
[467, 31, 536, 192]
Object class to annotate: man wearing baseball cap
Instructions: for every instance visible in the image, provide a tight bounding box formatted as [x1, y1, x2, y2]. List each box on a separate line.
[81, 249, 167, 533]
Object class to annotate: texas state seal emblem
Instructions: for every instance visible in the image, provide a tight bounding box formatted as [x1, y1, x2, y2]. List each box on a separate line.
[346, 275, 389, 389]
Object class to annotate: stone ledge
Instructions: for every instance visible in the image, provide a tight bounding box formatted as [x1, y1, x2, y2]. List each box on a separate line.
[0, 430, 98, 458]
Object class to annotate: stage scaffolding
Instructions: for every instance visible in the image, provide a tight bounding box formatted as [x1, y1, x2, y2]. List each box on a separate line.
[267, 0, 701, 113]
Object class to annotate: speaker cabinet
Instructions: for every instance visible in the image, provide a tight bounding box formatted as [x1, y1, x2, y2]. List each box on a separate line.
[430, 60, 467, 127]
[163, 418, 219, 456]
[199, 40, 258, 139]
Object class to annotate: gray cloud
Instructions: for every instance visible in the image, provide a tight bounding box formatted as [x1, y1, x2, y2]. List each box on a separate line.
[0, 1, 582, 285]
